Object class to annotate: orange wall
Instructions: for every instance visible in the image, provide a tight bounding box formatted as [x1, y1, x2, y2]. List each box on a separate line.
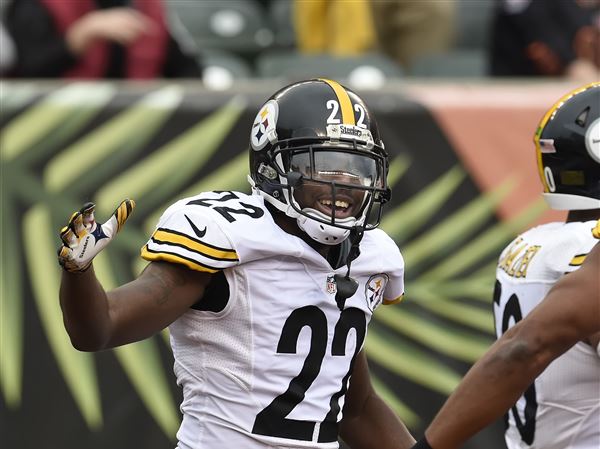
[406, 83, 584, 224]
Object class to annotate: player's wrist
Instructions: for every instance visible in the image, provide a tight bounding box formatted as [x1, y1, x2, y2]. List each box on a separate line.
[59, 260, 93, 274]
[412, 437, 434, 449]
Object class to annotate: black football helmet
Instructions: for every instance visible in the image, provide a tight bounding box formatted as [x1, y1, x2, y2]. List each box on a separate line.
[248, 78, 391, 244]
[534, 82, 600, 210]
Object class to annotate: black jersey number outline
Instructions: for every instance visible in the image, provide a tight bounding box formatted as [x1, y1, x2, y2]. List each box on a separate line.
[495, 282, 538, 445]
[252, 306, 366, 442]
[188, 191, 264, 223]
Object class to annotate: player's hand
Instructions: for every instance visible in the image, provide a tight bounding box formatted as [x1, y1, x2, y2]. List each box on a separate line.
[66, 8, 157, 55]
[58, 199, 135, 273]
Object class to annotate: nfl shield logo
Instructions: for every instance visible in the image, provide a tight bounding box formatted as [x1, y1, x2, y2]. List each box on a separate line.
[326, 275, 337, 294]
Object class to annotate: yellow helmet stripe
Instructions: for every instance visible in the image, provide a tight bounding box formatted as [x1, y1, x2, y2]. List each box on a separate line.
[319, 78, 355, 125]
[534, 82, 600, 192]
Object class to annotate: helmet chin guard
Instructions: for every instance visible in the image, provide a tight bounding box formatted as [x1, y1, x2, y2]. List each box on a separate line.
[249, 177, 366, 245]
[542, 193, 600, 211]
[296, 208, 356, 245]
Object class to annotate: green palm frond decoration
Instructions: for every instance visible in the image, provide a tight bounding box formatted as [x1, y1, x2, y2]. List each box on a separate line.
[0, 83, 548, 441]
[23, 205, 102, 429]
[1, 198, 23, 408]
[2, 83, 116, 163]
[371, 376, 420, 428]
[94, 253, 180, 436]
[0, 86, 247, 438]
[45, 85, 183, 194]
[95, 95, 247, 218]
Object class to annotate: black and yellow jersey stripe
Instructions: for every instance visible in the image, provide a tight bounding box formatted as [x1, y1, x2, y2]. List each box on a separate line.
[141, 244, 222, 273]
[141, 227, 239, 273]
[151, 227, 238, 262]
[568, 253, 587, 267]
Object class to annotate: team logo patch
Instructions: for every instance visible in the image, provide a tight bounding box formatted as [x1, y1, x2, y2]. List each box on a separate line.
[365, 274, 388, 311]
[251, 99, 278, 151]
[326, 275, 337, 295]
[585, 118, 600, 163]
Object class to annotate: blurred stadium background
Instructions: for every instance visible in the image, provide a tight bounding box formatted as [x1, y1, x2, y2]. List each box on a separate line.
[0, 1, 594, 448]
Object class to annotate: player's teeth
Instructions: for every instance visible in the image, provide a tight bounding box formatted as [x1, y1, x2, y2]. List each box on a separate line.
[320, 199, 349, 209]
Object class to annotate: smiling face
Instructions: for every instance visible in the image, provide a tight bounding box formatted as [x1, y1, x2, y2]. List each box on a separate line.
[289, 150, 379, 222]
[292, 174, 367, 220]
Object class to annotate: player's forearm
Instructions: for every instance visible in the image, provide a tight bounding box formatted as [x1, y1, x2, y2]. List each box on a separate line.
[59, 266, 112, 351]
[424, 325, 560, 449]
[341, 391, 415, 449]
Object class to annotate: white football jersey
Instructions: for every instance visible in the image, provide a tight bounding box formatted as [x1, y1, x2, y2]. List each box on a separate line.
[493, 220, 600, 449]
[141, 191, 405, 449]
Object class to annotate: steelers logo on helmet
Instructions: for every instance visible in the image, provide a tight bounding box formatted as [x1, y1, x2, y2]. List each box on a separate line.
[250, 99, 278, 151]
[586, 118, 600, 164]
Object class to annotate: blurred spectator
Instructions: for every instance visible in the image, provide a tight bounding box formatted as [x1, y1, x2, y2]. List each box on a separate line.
[292, 0, 457, 68]
[490, 0, 600, 80]
[6, 0, 201, 79]
[370, 0, 457, 70]
[293, 0, 376, 56]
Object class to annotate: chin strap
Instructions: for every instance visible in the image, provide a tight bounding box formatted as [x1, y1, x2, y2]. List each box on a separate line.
[334, 226, 364, 311]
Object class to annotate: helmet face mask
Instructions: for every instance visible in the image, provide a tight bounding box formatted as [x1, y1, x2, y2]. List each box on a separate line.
[534, 82, 600, 210]
[248, 79, 391, 244]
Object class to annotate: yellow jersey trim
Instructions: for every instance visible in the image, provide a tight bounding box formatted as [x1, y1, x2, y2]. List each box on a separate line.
[152, 228, 238, 261]
[569, 254, 587, 267]
[383, 294, 404, 305]
[592, 219, 600, 239]
[141, 245, 219, 273]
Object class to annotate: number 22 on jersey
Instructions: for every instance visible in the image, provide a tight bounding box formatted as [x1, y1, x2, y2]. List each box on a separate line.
[252, 306, 366, 443]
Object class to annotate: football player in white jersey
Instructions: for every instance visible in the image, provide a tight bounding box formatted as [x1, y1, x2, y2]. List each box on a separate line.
[57, 79, 416, 449]
[409, 82, 600, 449]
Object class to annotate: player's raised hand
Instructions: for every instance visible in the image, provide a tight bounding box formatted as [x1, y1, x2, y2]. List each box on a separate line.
[58, 199, 135, 273]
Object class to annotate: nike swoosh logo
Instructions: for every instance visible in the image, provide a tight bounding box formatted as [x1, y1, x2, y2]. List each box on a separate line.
[184, 215, 206, 238]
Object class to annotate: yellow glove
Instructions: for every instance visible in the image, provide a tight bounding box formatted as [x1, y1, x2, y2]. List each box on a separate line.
[58, 199, 135, 272]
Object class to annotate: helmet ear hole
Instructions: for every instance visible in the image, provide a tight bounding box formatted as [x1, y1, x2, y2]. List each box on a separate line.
[544, 167, 556, 192]
[576, 107, 590, 127]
